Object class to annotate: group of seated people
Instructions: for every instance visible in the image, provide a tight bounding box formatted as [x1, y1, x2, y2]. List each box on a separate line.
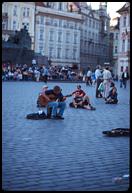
[36, 82, 118, 119]
[37, 84, 96, 119]
[105, 82, 118, 104]
[69, 85, 96, 110]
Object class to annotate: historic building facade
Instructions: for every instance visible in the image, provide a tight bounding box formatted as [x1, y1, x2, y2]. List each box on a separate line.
[35, 2, 82, 67]
[2, 2, 35, 50]
[2, 2, 111, 70]
[116, 2, 130, 75]
[68, 2, 111, 71]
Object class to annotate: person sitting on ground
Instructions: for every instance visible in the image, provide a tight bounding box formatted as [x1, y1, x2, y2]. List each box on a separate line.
[42, 85, 66, 119]
[70, 85, 96, 110]
[105, 82, 118, 104]
[37, 85, 48, 107]
[98, 80, 104, 98]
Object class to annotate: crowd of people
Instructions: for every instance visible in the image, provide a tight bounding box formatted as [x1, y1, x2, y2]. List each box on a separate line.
[2, 63, 83, 82]
[2, 62, 129, 90]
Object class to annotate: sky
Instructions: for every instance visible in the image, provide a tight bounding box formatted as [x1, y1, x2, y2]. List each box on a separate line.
[87, 2, 126, 25]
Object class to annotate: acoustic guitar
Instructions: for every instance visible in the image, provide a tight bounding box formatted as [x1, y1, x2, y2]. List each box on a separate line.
[37, 93, 72, 107]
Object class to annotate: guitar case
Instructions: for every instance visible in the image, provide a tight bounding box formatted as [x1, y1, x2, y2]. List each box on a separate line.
[102, 128, 130, 137]
[26, 111, 47, 120]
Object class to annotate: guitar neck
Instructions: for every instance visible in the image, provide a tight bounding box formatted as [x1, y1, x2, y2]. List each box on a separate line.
[64, 94, 72, 98]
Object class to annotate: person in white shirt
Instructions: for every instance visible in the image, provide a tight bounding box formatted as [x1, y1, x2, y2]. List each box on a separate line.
[119, 71, 123, 88]
[34, 68, 40, 82]
[95, 65, 102, 98]
[86, 67, 92, 86]
[102, 66, 112, 99]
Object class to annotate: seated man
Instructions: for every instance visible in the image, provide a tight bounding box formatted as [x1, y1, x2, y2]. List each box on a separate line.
[70, 85, 96, 110]
[42, 85, 66, 119]
[105, 82, 118, 104]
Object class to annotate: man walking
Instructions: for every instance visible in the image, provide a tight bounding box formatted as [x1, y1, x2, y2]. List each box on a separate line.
[102, 66, 112, 99]
[95, 65, 102, 98]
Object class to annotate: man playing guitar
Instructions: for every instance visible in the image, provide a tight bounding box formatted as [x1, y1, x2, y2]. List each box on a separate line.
[42, 85, 67, 119]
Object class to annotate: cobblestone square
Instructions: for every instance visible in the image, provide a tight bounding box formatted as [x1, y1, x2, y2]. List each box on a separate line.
[2, 81, 130, 191]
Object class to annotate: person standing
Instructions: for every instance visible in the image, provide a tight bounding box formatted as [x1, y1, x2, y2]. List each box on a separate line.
[95, 65, 102, 98]
[86, 67, 92, 86]
[34, 68, 40, 82]
[119, 71, 123, 88]
[42, 65, 49, 83]
[102, 66, 112, 99]
[122, 68, 129, 88]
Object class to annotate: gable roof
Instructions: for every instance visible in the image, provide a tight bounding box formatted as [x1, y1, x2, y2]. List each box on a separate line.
[116, 3, 129, 13]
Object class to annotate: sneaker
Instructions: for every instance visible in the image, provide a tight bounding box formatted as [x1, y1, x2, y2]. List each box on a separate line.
[51, 116, 64, 120]
[46, 115, 51, 119]
[56, 115, 64, 119]
[90, 106, 96, 110]
[74, 104, 78, 108]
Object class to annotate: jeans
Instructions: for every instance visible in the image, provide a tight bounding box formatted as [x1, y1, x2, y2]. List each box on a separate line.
[123, 79, 127, 88]
[47, 101, 66, 117]
[120, 79, 123, 88]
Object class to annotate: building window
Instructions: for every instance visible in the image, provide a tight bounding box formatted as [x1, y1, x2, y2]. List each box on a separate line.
[89, 19, 91, 27]
[96, 22, 98, 29]
[39, 29, 43, 40]
[92, 32, 94, 40]
[23, 7, 30, 17]
[93, 20, 95, 28]
[114, 46, 117, 54]
[13, 20, 17, 30]
[74, 22, 77, 29]
[27, 8, 30, 17]
[74, 33, 78, 44]
[123, 16, 126, 27]
[23, 7, 26, 17]
[96, 33, 98, 42]
[39, 43, 43, 52]
[65, 49, 69, 59]
[2, 20, 8, 30]
[58, 19, 62, 27]
[58, 31, 62, 42]
[58, 3, 62, 11]
[89, 31, 91, 38]
[57, 47, 61, 58]
[49, 30, 54, 41]
[66, 32, 70, 43]
[13, 5, 17, 16]
[49, 47, 54, 58]
[40, 16, 44, 24]
[46, 2, 51, 7]
[73, 49, 77, 59]
[122, 40, 125, 52]
[127, 39, 130, 51]
[115, 33, 118, 40]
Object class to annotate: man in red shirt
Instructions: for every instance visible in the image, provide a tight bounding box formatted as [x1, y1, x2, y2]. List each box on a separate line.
[71, 85, 96, 110]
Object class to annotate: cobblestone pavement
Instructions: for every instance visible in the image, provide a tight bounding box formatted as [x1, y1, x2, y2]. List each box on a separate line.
[2, 81, 130, 191]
